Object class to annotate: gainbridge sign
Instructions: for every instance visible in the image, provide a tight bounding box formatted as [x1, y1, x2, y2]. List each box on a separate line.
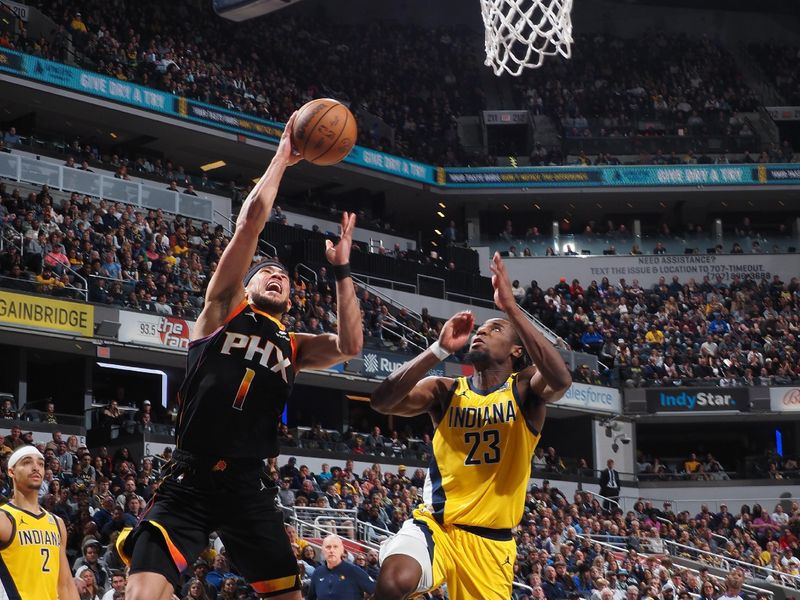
[117, 311, 194, 350]
[770, 387, 800, 412]
[0, 291, 93, 336]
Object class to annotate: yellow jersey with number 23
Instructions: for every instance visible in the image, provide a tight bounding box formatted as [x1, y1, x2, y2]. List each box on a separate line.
[423, 374, 541, 530]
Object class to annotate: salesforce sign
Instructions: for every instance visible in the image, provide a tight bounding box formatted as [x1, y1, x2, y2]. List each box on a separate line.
[646, 388, 750, 413]
[559, 383, 621, 414]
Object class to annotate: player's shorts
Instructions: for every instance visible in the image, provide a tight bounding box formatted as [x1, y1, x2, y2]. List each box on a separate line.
[116, 449, 300, 597]
[379, 507, 516, 600]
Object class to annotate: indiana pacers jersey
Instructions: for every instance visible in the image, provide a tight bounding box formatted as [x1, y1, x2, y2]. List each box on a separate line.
[424, 374, 541, 530]
[0, 503, 61, 600]
[176, 300, 296, 459]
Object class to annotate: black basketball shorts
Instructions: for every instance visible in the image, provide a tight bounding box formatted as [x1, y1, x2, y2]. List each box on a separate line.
[118, 450, 300, 596]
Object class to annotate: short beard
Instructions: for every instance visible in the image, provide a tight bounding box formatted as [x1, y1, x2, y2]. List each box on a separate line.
[248, 291, 287, 316]
[464, 349, 490, 366]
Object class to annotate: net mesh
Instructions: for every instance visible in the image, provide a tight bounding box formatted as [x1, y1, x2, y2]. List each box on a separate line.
[480, 0, 573, 76]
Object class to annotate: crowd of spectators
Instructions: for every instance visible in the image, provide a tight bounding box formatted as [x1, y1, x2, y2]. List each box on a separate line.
[516, 33, 759, 137]
[10, 425, 800, 599]
[516, 271, 800, 388]
[0, 180, 451, 355]
[6, 3, 797, 168]
[749, 43, 800, 105]
[497, 217, 796, 258]
[15, 0, 484, 166]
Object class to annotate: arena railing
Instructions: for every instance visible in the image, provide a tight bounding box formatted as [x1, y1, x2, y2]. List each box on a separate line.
[574, 533, 778, 598]
[0, 152, 214, 223]
[662, 538, 800, 590]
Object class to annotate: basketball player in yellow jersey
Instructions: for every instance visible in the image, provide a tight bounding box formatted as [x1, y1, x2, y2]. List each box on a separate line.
[0, 446, 79, 600]
[371, 252, 572, 600]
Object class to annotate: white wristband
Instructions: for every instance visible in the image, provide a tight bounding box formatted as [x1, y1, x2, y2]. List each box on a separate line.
[429, 341, 451, 361]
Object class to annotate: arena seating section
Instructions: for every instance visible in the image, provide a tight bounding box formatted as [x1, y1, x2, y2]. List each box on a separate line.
[1, 4, 800, 599]
[1, 3, 795, 167]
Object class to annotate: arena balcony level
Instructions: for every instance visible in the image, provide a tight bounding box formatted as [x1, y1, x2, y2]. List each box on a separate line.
[2, 48, 800, 192]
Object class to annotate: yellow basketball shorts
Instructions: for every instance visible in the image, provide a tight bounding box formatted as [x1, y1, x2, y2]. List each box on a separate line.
[379, 508, 516, 600]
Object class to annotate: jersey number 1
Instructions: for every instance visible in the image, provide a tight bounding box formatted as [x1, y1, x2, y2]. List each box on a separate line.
[232, 368, 256, 411]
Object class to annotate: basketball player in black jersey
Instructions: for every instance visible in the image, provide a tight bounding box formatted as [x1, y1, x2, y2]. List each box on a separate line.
[120, 113, 364, 600]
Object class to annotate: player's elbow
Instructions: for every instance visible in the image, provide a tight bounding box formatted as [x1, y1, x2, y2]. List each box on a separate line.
[338, 337, 363, 358]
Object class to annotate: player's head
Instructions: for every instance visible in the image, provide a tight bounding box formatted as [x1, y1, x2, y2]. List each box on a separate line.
[8, 446, 45, 493]
[322, 534, 345, 568]
[243, 259, 291, 315]
[466, 318, 527, 371]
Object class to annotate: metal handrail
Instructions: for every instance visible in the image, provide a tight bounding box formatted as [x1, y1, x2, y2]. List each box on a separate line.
[351, 274, 423, 322]
[295, 263, 318, 287]
[575, 534, 776, 597]
[378, 313, 428, 352]
[212, 208, 278, 258]
[583, 490, 622, 511]
[662, 538, 800, 587]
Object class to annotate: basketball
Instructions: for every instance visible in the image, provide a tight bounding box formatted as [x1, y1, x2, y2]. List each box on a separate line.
[291, 98, 358, 166]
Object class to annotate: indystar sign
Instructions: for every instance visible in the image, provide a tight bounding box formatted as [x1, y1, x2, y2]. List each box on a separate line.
[646, 388, 750, 413]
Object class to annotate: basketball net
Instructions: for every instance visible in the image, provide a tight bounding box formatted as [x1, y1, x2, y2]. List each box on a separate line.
[480, 0, 574, 76]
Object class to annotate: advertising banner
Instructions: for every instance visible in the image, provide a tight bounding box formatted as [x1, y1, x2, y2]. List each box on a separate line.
[502, 253, 796, 290]
[770, 387, 800, 412]
[117, 311, 194, 350]
[645, 388, 750, 413]
[443, 164, 800, 188]
[0, 290, 93, 336]
[766, 107, 800, 122]
[559, 383, 621, 414]
[359, 349, 445, 379]
[16, 54, 175, 114]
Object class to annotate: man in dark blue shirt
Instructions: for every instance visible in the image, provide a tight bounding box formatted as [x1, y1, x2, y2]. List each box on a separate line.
[308, 535, 376, 600]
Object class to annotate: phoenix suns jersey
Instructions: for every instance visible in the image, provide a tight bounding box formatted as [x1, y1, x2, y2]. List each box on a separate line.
[0, 503, 61, 600]
[176, 300, 296, 459]
[423, 374, 541, 530]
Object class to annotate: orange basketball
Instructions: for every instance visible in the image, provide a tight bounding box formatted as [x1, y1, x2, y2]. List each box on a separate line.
[291, 98, 358, 166]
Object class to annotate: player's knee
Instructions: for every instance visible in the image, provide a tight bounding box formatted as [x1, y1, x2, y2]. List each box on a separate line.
[376, 556, 422, 600]
[125, 572, 172, 600]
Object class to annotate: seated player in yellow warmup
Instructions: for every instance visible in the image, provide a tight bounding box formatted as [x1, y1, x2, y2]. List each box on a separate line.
[370, 252, 573, 600]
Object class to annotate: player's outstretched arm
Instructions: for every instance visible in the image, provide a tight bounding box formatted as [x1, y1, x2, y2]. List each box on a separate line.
[194, 113, 302, 339]
[489, 252, 572, 403]
[370, 311, 473, 416]
[56, 516, 80, 600]
[293, 212, 363, 370]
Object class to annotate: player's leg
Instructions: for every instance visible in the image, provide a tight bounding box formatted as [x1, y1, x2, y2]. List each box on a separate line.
[376, 517, 440, 599]
[374, 554, 424, 600]
[448, 528, 516, 600]
[122, 459, 215, 600]
[216, 470, 302, 598]
[124, 528, 179, 600]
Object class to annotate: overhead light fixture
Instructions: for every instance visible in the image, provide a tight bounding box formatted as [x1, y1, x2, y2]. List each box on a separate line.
[434, 229, 442, 236]
[533, 203, 540, 210]
[431, 241, 438, 247]
[109, 132, 118, 139]
[438, 202, 446, 208]
[503, 204, 510, 210]
[436, 211, 446, 218]
[200, 160, 226, 172]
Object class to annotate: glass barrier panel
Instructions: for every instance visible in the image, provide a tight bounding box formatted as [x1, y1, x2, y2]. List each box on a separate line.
[20, 156, 59, 187]
[139, 186, 179, 213]
[62, 167, 101, 197]
[101, 176, 140, 205]
[0, 154, 17, 178]
[178, 193, 214, 222]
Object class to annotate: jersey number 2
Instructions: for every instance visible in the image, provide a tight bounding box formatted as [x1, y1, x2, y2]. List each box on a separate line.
[40, 548, 50, 572]
[464, 429, 501, 465]
[232, 368, 256, 411]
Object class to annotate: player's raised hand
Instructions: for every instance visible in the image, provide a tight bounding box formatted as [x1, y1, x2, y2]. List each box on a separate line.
[438, 310, 475, 353]
[325, 212, 357, 266]
[275, 112, 303, 167]
[489, 251, 517, 313]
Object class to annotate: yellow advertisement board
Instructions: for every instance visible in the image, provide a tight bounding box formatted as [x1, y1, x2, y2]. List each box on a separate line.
[0, 291, 94, 336]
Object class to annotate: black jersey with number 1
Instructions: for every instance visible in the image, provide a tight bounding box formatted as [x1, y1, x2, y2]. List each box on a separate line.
[176, 300, 296, 459]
